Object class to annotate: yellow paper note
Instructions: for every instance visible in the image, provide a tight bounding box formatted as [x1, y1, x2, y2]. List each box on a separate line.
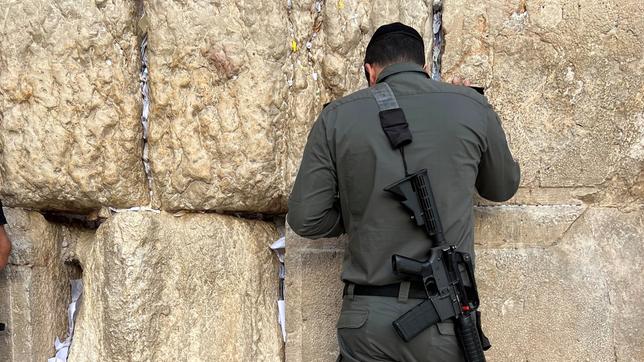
[291, 39, 298, 52]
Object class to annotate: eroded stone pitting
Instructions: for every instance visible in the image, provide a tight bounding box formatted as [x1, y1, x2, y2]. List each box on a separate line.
[66, 211, 283, 361]
[0, 0, 149, 210]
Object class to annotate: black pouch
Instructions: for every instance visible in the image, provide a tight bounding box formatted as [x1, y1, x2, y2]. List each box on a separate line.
[379, 108, 412, 149]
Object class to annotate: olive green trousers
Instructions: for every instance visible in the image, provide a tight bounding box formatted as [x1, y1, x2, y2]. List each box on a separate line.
[336, 294, 465, 362]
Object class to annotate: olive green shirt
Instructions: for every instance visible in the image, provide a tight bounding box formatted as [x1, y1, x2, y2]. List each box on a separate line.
[288, 63, 520, 286]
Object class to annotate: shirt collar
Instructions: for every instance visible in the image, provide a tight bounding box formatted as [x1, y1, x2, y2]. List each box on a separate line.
[376, 62, 429, 83]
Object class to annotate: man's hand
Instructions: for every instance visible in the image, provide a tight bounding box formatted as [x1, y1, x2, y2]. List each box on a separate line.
[0, 226, 11, 271]
[449, 76, 485, 95]
[449, 76, 471, 87]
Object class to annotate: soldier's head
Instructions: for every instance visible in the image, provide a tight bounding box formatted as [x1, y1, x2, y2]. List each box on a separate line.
[364, 22, 426, 86]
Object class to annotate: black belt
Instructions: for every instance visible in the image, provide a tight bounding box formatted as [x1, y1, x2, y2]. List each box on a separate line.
[343, 281, 428, 299]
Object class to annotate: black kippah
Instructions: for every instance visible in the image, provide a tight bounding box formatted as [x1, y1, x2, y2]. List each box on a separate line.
[367, 22, 423, 48]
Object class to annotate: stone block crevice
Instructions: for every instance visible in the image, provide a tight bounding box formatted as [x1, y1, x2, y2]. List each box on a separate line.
[431, 0, 444, 80]
[132, 0, 155, 208]
[139, 29, 154, 205]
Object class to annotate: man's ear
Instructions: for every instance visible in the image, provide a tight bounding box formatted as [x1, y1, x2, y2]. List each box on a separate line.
[365, 63, 379, 87]
[364, 64, 370, 85]
[423, 63, 430, 75]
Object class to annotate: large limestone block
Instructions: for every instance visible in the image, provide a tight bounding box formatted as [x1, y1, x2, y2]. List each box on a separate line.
[0, 0, 149, 211]
[285, 206, 644, 361]
[285, 0, 435, 188]
[0, 208, 69, 361]
[285, 226, 346, 362]
[572, 207, 643, 361]
[146, 0, 291, 213]
[476, 249, 610, 361]
[69, 211, 282, 362]
[442, 0, 644, 198]
[478, 207, 643, 361]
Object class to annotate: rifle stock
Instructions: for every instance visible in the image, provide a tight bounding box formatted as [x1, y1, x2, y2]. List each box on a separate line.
[384, 169, 445, 244]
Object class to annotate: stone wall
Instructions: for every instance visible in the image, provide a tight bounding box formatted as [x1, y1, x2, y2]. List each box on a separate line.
[0, 0, 641, 361]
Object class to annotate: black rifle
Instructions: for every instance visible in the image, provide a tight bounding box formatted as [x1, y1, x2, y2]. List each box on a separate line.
[385, 169, 490, 362]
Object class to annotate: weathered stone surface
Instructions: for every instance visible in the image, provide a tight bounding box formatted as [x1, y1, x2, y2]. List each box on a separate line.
[478, 207, 643, 361]
[146, 0, 291, 213]
[145, 0, 435, 212]
[577, 208, 643, 361]
[285, 226, 346, 362]
[285, 206, 644, 361]
[0, 208, 69, 361]
[476, 246, 613, 361]
[473, 204, 585, 247]
[442, 0, 644, 198]
[69, 211, 282, 362]
[290, 0, 433, 98]
[475, 186, 599, 206]
[0, 0, 148, 211]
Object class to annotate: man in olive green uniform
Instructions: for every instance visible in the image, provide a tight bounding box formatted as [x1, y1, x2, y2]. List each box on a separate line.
[288, 23, 520, 362]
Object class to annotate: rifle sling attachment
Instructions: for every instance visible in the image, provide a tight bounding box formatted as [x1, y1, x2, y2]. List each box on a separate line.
[370, 83, 413, 150]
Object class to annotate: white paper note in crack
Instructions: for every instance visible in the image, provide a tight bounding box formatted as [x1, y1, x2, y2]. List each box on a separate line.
[270, 236, 285, 263]
[277, 300, 287, 342]
[48, 279, 83, 362]
[270, 237, 287, 341]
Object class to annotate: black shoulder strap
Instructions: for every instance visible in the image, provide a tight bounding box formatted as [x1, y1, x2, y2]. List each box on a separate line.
[370, 83, 412, 174]
[370, 83, 412, 150]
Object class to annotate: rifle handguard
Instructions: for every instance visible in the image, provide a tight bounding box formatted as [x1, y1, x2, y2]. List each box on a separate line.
[457, 312, 486, 362]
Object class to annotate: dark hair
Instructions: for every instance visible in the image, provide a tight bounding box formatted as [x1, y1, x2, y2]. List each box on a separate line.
[364, 33, 425, 67]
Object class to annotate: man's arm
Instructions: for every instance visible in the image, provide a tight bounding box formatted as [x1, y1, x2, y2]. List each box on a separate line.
[287, 114, 345, 239]
[0, 203, 10, 271]
[475, 108, 521, 202]
[0, 226, 11, 271]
